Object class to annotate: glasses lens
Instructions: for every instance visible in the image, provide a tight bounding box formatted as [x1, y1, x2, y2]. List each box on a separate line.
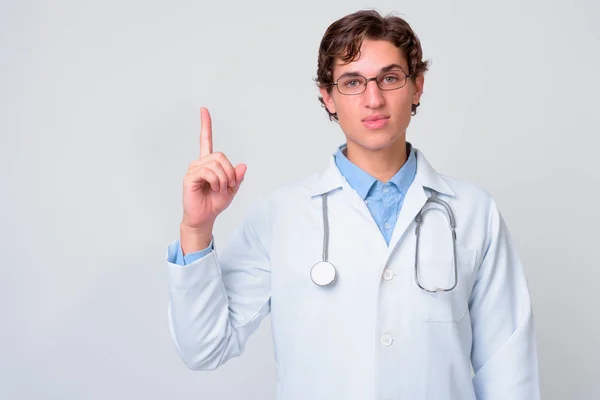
[337, 76, 367, 95]
[377, 70, 407, 90]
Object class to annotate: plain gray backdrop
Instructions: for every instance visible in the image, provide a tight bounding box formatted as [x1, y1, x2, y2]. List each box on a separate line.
[2, 0, 599, 399]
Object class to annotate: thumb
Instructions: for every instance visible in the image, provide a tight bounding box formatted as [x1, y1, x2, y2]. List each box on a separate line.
[234, 163, 247, 187]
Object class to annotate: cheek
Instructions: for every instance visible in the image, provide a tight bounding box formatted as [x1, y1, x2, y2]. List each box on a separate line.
[390, 94, 415, 116]
[334, 97, 360, 118]
[392, 91, 414, 105]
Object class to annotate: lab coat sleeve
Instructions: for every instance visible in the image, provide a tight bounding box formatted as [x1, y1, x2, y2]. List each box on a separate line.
[469, 198, 540, 399]
[173, 238, 214, 266]
[166, 196, 271, 371]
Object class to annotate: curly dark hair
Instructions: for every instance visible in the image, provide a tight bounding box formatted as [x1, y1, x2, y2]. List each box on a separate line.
[315, 10, 430, 121]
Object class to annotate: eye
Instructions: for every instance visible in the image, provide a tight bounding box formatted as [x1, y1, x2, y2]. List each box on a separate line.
[382, 75, 399, 83]
[345, 79, 360, 88]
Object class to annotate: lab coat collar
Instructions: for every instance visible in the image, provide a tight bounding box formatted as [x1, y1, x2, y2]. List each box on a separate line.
[310, 146, 456, 198]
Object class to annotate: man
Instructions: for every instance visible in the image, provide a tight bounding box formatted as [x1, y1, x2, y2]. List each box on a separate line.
[166, 10, 540, 400]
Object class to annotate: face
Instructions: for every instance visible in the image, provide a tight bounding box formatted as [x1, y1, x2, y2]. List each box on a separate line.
[320, 39, 424, 153]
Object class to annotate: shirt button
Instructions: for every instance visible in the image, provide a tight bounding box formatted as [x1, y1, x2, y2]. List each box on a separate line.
[364, 199, 369, 204]
[382, 269, 394, 281]
[383, 187, 389, 193]
[384, 223, 391, 229]
[381, 334, 393, 347]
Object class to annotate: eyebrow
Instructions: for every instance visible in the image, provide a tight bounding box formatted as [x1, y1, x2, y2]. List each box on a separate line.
[335, 64, 407, 81]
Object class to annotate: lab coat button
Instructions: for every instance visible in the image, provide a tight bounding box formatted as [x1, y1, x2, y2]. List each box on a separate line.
[381, 334, 393, 347]
[382, 269, 394, 281]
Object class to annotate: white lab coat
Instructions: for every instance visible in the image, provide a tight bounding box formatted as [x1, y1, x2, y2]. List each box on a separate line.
[166, 148, 540, 400]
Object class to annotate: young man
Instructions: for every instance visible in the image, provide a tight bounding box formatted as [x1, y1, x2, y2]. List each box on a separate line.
[166, 10, 540, 400]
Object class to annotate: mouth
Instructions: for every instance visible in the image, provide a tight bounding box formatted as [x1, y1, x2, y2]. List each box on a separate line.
[362, 116, 390, 129]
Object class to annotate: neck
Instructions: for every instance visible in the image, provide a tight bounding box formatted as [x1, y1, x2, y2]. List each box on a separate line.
[343, 137, 408, 183]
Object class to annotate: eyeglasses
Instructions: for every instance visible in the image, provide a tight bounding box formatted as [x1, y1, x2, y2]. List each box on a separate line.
[333, 68, 411, 95]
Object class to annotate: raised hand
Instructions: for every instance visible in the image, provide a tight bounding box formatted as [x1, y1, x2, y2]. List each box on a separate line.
[180, 108, 247, 252]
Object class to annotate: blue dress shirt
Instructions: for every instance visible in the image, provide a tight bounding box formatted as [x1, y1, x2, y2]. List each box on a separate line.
[174, 142, 417, 265]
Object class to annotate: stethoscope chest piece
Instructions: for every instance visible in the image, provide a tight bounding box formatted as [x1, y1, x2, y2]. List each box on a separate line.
[310, 261, 336, 286]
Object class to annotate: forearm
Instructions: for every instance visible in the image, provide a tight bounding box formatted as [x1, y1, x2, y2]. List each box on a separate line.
[470, 199, 540, 399]
[471, 300, 540, 399]
[167, 249, 239, 370]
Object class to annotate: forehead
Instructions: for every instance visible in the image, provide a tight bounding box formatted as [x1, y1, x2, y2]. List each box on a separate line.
[333, 39, 408, 78]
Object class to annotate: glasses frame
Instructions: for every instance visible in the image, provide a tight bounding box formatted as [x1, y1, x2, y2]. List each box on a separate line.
[332, 68, 412, 96]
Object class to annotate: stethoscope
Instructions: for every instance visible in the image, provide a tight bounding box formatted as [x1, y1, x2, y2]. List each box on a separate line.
[310, 189, 459, 293]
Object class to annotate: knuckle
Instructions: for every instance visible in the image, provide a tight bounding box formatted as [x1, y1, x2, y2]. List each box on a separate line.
[189, 159, 203, 170]
[200, 166, 212, 176]
[210, 160, 222, 171]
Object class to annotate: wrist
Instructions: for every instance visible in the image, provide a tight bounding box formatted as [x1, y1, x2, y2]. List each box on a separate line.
[180, 222, 214, 255]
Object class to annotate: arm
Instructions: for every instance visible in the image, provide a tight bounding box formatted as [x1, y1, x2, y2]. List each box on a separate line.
[166, 197, 271, 371]
[469, 199, 540, 399]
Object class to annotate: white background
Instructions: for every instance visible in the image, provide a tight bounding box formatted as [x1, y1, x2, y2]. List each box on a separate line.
[1, 0, 599, 398]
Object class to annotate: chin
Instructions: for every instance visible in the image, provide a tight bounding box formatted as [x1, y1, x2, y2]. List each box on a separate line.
[349, 130, 403, 151]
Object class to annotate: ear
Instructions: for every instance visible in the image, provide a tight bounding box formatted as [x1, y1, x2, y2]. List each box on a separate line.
[412, 75, 425, 105]
[319, 87, 336, 115]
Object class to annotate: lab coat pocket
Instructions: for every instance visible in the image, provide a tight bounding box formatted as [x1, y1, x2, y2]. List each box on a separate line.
[417, 246, 478, 323]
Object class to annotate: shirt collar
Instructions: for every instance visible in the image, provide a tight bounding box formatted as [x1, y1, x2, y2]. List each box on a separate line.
[310, 145, 455, 198]
[334, 142, 417, 199]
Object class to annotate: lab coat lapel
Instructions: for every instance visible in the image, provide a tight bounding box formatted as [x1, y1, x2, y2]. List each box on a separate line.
[309, 155, 389, 251]
[386, 149, 456, 254]
[309, 148, 455, 257]
[387, 177, 428, 255]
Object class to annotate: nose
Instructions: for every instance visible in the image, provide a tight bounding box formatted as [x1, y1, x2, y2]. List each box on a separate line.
[363, 78, 385, 108]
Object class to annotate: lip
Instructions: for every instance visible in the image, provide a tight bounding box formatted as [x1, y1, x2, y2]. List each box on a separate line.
[362, 115, 390, 122]
[362, 115, 390, 129]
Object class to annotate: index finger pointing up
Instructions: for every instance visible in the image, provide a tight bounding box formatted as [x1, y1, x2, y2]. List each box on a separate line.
[200, 107, 213, 157]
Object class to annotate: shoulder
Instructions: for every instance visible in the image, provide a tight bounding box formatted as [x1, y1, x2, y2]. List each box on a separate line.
[259, 170, 324, 206]
[435, 173, 504, 249]
[440, 173, 495, 205]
